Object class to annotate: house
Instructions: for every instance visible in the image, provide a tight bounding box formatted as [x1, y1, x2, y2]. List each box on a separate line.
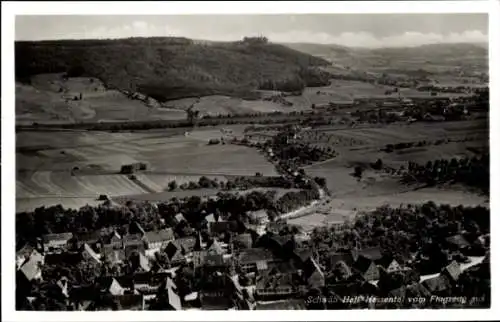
[255, 299, 307, 310]
[233, 233, 253, 249]
[352, 256, 380, 281]
[441, 260, 461, 283]
[129, 221, 146, 236]
[446, 234, 471, 251]
[138, 253, 151, 272]
[99, 277, 126, 296]
[143, 229, 175, 250]
[422, 275, 451, 295]
[237, 248, 277, 273]
[44, 251, 83, 266]
[171, 237, 197, 254]
[42, 232, 73, 251]
[57, 277, 70, 298]
[205, 213, 217, 223]
[115, 294, 145, 310]
[207, 239, 225, 255]
[16, 244, 35, 269]
[209, 221, 239, 236]
[166, 278, 182, 310]
[102, 230, 122, 248]
[247, 210, 269, 225]
[174, 213, 186, 223]
[351, 247, 383, 262]
[102, 247, 126, 264]
[18, 250, 44, 282]
[255, 271, 298, 300]
[329, 252, 355, 271]
[75, 231, 103, 249]
[193, 251, 227, 270]
[378, 256, 404, 273]
[82, 243, 101, 264]
[303, 256, 325, 289]
[123, 234, 146, 256]
[164, 242, 187, 266]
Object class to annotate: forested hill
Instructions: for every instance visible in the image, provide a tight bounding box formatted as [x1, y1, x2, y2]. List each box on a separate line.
[15, 37, 330, 101]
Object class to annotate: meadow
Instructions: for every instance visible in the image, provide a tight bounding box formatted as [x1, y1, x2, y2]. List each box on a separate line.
[16, 126, 277, 211]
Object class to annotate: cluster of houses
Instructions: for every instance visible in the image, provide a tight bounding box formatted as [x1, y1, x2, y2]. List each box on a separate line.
[16, 204, 489, 311]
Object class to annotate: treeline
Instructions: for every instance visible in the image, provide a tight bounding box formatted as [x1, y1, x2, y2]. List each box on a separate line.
[274, 189, 320, 214]
[403, 154, 489, 193]
[18, 111, 324, 132]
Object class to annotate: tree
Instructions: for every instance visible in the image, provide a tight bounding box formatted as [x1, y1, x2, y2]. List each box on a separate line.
[353, 166, 363, 178]
[167, 180, 177, 191]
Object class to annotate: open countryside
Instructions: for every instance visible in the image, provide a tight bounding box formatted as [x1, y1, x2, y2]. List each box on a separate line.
[14, 14, 490, 312]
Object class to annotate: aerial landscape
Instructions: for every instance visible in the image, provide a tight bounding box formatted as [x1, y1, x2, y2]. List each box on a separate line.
[14, 14, 490, 311]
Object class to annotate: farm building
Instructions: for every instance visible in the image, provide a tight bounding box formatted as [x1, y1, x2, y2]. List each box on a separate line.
[120, 162, 148, 174]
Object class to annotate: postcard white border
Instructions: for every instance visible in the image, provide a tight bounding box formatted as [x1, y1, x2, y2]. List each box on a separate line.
[2, 1, 499, 321]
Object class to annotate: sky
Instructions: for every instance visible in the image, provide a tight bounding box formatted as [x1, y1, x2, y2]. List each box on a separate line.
[15, 14, 488, 48]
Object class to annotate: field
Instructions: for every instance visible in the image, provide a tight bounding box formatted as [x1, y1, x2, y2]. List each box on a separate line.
[286, 119, 489, 230]
[16, 74, 187, 125]
[16, 126, 277, 212]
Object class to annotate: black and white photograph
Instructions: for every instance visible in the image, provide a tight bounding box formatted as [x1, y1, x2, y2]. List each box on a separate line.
[2, 1, 499, 320]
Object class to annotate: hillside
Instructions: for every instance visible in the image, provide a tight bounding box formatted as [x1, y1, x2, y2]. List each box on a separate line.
[15, 37, 330, 101]
[284, 42, 488, 78]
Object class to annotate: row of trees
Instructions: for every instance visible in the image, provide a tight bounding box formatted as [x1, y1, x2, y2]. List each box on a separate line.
[403, 154, 489, 193]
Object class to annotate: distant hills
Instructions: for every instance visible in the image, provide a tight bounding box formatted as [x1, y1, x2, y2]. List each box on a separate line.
[15, 37, 330, 101]
[283, 42, 488, 76]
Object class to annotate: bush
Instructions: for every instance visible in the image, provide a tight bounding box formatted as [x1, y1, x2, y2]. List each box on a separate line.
[168, 180, 178, 191]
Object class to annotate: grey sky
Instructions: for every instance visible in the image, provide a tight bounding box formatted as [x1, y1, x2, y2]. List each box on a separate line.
[15, 14, 488, 47]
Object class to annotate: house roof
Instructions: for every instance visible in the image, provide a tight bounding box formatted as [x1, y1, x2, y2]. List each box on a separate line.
[103, 248, 126, 264]
[209, 221, 239, 234]
[207, 239, 224, 255]
[294, 248, 313, 263]
[406, 282, 431, 298]
[144, 229, 174, 244]
[377, 256, 401, 269]
[138, 253, 151, 272]
[172, 237, 196, 253]
[238, 248, 275, 264]
[388, 286, 406, 299]
[353, 247, 383, 261]
[256, 299, 306, 310]
[45, 251, 82, 266]
[353, 256, 375, 274]
[443, 260, 461, 281]
[166, 278, 182, 310]
[83, 243, 101, 263]
[446, 234, 471, 248]
[330, 252, 355, 268]
[256, 272, 295, 290]
[115, 294, 144, 310]
[42, 232, 74, 243]
[107, 278, 125, 295]
[122, 233, 143, 244]
[201, 253, 226, 267]
[205, 213, 216, 223]
[101, 231, 122, 245]
[234, 233, 253, 249]
[19, 251, 43, 281]
[75, 231, 102, 243]
[174, 213, 186, 222]
[16, 243, 34, 257]
[422, 275, 451, 292]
